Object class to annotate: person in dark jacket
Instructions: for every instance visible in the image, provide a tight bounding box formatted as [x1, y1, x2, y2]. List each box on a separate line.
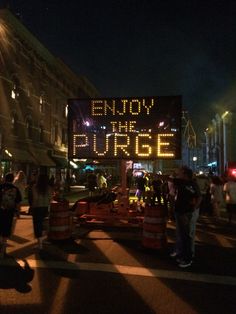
[0, 172, 22, 258]
[31, 174, 52, 250]
[27, 171, 38, 215]
[87, 171, 97, 196]
[135, 173, 146, 202]
[151, 174, 163, 205]
[169, 166, 202, 268]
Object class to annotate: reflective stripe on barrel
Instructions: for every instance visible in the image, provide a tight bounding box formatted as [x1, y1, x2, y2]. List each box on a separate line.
[144, 216, 165, 224]
[142, 204, 167, 249]
[143, 230, 166, 239]
[49, 201, 71, 240]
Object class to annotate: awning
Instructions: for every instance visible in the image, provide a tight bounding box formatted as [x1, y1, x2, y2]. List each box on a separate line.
[1, 147, 36, 164]
[30, 149, 56, 167]
[51, 155, 68, 168]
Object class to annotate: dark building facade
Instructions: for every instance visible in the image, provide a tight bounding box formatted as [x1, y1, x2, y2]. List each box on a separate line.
[205, 111, 236, 176]
[0, 9, 99, 181]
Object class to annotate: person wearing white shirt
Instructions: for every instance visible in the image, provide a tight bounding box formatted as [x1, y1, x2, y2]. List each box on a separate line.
[223, 176, 236, 224]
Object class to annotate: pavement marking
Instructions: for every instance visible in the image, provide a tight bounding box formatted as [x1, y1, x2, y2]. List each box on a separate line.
[1, 258, 236, 286]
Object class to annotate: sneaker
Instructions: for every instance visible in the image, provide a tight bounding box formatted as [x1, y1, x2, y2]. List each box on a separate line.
[170, 251, 178, 258]
[178, 260, 192, 268]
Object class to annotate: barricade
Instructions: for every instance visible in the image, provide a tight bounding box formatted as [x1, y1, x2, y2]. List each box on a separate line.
[48, 200, 71, 240]
[117, 188, 130, 214]
[75, 201, 89, 217]
[89, 202, 113, 215]
[142, 204, 167, 249]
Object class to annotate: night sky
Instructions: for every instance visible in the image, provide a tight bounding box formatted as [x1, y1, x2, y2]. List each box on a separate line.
[3, 0, 236, 132]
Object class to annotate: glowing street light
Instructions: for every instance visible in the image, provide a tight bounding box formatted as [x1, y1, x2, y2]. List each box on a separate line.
[222, 111, 229, 119]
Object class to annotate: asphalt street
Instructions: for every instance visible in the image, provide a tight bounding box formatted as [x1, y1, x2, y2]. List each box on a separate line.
[0, 207, 235, 314]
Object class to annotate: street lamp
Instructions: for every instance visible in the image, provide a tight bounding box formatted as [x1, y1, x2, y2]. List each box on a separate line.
[193, 156, 197, 172]
[222, 111, 229, 119]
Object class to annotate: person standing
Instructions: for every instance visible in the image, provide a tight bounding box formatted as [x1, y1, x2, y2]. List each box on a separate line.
[151, 174, 163, 205]
[0, 173, 22, 258]
[87, 171, 97, 196]
[31, 173, 52, 250]
[167, 173, 176, 221]
[52, 173, 65, 200]
[27, 171, 38, 215]
[169, 166, 202, 268]
[223, 175, 236, 224]
[209, 176, 224, 218]
[13, 170, 27, 212]
[96, 172, 107, 193]
[135, 173, 146, 202]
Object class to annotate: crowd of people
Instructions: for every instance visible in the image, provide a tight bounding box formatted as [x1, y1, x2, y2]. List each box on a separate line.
[0, 167, 235, 268]
[134, 167, 236, 268]
[134, 169, 236, 223]
[0, 170, 66, 257]
[0, 169, 111, 257]
[86, 171, 108, 196]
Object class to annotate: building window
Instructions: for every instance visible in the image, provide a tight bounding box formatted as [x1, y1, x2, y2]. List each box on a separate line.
[26, 86, 31, 97]
[26, 118, 33, 139]
[39, 93, 46, 113]
[54, 122, 59, 143]
[64, 105, 68, 118]
[51, 126, 55, 144]
[11, 84, 19, 99]
[11, 88, 16, 99]
[39, 125, 44, 142]
[62, 128, 67, 145]
[11, 76, 20, 99]
[11, 113, 18, 135]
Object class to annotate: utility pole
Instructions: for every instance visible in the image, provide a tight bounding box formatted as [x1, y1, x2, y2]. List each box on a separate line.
[182, 110, 197, 168]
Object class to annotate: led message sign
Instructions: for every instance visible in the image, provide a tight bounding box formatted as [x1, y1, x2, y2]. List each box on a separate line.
[68, 96, 182, 160]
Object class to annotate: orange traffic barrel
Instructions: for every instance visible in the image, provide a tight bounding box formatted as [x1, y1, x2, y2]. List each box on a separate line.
[142, 204, 167, 249]
[48, 200, 71, 240]
[75, 201, 89, 216]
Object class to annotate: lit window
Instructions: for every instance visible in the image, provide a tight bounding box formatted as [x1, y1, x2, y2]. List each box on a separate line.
[11, 84, 19, 99]
[11, 89, 16, 99]
[64, 105, 68, 118]
[11, 113, 18, 135]
[39, 94, 45, 113]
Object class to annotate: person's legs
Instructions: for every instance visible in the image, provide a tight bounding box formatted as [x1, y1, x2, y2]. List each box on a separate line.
[0, 209, 14, 257]
[152, 192, 157, 205]
[176, 212, 192, 263]
[32, 207, 48, 249]
[168, 196, 175, 221]
[173, 212, 183, 257]
[157, 191, 162, 205]
[189, 208, 199, 257]
[212, 201, 220, 218]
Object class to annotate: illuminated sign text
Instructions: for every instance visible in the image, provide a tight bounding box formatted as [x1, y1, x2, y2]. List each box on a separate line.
[68, 96, 182, 160]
